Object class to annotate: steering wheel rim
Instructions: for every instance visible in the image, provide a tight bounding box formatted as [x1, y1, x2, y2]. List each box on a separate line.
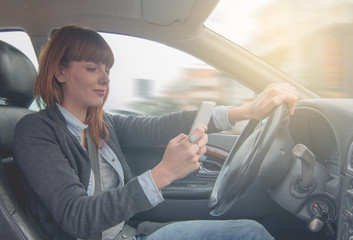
[209, 103, 289, 216]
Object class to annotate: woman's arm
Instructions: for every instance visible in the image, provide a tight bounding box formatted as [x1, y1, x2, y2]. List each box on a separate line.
[110, 110, 208, 146]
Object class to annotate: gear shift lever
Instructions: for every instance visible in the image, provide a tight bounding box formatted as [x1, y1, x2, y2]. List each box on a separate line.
[292, 144, 316, 190]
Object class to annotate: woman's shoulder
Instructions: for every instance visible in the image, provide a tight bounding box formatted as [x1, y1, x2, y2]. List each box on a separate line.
[15, 108, 65, 136]
[17, 110, 44, 126]
[17, 108, 50, 125]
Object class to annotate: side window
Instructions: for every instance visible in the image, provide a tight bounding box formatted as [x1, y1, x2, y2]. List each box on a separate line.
[0, 31, 38, 70]
[0, 31, 39, 110]
[102, 33, 255, 132]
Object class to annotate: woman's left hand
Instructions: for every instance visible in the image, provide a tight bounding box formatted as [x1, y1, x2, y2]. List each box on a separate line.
[228, 83, 298, 123]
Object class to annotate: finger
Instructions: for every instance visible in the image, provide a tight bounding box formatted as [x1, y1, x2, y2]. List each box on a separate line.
[196, 132, 208, 146]
[266, 84, 297, 99]
[170, 133, 188, 144]
[198, 145, 207, 155]
[275, 86, 298, 115]
[194, 140, 207, 155]
[278, 87, 298, 99]
[270, 93, 297, 115]
[266, 84, 298, 107]
[259, 94, 286, 116]
[194, 143, 203, 154]
[187, 125, 207, 144]
[191, 154, 202, 166]
[285, 94, 298, 115]
[194, 133, 208, 154]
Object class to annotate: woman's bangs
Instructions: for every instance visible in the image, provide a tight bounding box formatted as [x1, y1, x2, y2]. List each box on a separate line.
[66, 33, 114, 68]
[85, 41, 114, 68]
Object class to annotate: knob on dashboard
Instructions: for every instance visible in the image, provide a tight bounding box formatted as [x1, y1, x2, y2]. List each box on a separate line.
[308, 217, 324, 232]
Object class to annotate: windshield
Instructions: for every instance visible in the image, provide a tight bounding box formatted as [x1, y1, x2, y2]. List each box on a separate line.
[205, 0, 353, 98]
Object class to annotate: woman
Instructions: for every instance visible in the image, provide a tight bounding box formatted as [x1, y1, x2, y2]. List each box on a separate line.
[13, 25, 297, 240]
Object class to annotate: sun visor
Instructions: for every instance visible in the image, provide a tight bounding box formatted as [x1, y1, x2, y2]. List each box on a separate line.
[142, 0, 195, 25]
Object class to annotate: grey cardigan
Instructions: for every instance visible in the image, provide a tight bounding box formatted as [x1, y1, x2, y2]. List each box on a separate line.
[13, 105, 218, 239]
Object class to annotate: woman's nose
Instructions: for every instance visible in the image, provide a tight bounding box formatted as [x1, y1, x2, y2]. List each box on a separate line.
[99, 70, 110, 85]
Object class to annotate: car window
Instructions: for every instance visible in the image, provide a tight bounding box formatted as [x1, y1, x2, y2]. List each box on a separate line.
[0, 31, 38, 70]
[0, 31, 39, 109]
[101, 33, 255, 132]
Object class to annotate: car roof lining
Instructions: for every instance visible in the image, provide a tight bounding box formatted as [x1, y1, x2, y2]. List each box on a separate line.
[0, 0, 218, 40]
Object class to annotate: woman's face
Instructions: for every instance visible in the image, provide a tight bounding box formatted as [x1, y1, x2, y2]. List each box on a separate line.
[56, 61, 110, 117]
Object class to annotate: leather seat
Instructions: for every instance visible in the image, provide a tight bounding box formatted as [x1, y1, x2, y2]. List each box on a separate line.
[0, 40, 45, 239]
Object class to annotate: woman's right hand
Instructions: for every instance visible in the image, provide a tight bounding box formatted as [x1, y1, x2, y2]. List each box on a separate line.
[151, 125, 208, 190]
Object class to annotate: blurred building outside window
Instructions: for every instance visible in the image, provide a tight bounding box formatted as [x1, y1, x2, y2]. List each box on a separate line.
[206, 0, 353, 98]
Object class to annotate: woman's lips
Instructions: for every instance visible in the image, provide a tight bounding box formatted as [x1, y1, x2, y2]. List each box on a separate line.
[94, 90, 105, 96]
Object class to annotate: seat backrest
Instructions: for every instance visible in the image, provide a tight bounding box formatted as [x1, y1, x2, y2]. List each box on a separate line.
[0, 40, 45, 240]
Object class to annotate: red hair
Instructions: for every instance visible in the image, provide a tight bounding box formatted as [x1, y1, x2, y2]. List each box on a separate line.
[34, 24, 114, 147]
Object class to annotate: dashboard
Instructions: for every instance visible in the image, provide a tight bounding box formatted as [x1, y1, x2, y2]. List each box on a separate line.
[269, 98, 353, 239]
[289, 106, 339, 176]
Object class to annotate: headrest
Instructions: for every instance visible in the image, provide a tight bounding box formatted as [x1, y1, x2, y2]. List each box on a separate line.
[0, 107, 33, 158]
[0, 40, 36, 108]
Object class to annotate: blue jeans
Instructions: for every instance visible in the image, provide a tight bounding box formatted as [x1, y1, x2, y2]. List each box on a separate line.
[136, 219, 274, 240]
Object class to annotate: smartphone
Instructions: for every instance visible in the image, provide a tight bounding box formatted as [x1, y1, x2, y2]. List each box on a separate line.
[190, 101, 216, 134]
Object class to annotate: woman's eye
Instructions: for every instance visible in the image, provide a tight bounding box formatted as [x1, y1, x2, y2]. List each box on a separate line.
[87, 67, 96, 72]
[105, 69, 110, 75]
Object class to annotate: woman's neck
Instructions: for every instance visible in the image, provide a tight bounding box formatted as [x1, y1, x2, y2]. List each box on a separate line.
[59, 103, 87, 123]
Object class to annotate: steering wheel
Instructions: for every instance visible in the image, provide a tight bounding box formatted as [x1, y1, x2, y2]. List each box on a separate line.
[209, 103, 289, 216]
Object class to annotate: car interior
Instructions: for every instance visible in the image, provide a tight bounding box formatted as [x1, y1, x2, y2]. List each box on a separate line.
[1, 1, 353, 240]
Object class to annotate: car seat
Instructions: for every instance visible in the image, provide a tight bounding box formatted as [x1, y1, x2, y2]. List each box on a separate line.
[0, 40, 45, 239]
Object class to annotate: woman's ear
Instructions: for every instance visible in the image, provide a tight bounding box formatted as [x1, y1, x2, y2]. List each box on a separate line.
[54, 65, 66, 83]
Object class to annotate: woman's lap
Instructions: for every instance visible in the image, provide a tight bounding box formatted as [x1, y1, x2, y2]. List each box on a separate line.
[136, 219, 274, 240]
